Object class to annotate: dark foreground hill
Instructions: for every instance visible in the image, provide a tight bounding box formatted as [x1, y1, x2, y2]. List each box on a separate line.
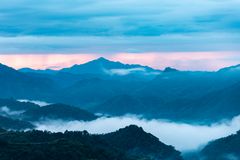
[102, 125, 183, 160]
[200, 130, 240, 160]
[0, 125, 182, 160]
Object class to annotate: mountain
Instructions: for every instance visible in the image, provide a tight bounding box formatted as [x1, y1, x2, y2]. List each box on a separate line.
[163, 67, 179, 72]
[102, 125, 183, 160]
[200, 130, 240, 160]
[0, 130, 132, 160]
[0, 63, 57, 100]
[4, 60, 240, 123]
[91, 68, 240, 123]
[19, 68, 57, 74]
[0, 98, 98, 123]
[92, 95, 147, 115]
[16, 58, 161, 104]
[54, 77, 147, 108]
[182, 81, 240, 122]
[0, 98, 40, 119]
[0, 63, 20, 76]
[18, 57, 161, 77]
[22, 103, 98, 121]
[218, 64, 240, 72]
[0, 115, 34, 130]
[0, 128, 5, 133]
[0, 125, 183, 160]
[60, 57, 161, 76]
[0, 98, 39, 111]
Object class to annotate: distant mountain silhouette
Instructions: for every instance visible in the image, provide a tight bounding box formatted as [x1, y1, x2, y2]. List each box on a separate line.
[163, 67, 179, 72]
[91, 69, 240, 123]
[183, 81, 240, 122]
[0, 99, 98, 129]
[200, 130, 240, 160]
[19, 57, 161, 77]
[0, 115, 34, 130]
[22, 103, 97, 121]
[60, 57, 160, 75]
[0, 63, 57, 99]
[0, 63, 20, 75]
[218, 64, 240, 72]
[92, 95, 146, 115]
[3, 60, 240, 123]
[19, 68, 57, 74]
[0, 98, 39, 111]
[55, 77, 146, 108]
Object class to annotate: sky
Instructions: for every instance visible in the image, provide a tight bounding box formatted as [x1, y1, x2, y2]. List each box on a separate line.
[0, 0, 240, 70]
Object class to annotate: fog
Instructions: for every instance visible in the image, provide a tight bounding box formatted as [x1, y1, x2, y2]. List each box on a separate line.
[104, 67, 160, 76]
[0, 106, 24, 116]
[18, 99, 51, 107]
[34, 114, 240, 151]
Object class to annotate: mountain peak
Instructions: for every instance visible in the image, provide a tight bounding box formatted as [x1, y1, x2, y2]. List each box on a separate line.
[104, 125, 183, 160]
[0, 63, 14, 70]
[119, 125, 144, 132]
[0, 63, 19, 75]
[89, 57, 114, 65]
[218, 64, 240, 72]
[107, 125, 158, 142]
[95, 57, 110, 62]
[163, 67, 179, 72]
[60, 57, 160, 76]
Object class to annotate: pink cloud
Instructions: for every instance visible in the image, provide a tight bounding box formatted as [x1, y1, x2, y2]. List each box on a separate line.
[109, 52, 240, 71]
[0, 54, 98, 70]
[0, 52, 239, 71]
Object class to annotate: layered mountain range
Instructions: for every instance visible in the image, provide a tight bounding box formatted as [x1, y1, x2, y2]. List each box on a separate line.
[1, 57, 240, 159]
[1, 57, 240, 123]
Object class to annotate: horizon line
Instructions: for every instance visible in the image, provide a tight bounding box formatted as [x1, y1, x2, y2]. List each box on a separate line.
[0, 55, 238, 72]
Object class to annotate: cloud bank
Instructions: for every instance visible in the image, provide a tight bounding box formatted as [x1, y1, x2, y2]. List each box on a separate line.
[0, 106, 25, 116]
[18, 99, 51, 107]
[35, 115, 240, 151]
[0, 0, 240, 53]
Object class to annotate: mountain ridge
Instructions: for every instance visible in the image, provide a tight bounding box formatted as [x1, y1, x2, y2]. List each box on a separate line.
[0, 125, 183, 160]
[18, 57, 161, 76]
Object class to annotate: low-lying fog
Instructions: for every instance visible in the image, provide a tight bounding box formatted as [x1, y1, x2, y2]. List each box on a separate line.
[34, 114, 240, 151]
[18, 99, 51, 107]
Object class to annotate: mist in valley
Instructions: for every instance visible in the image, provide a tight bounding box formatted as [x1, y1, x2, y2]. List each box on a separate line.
[34, 114, 240, 151]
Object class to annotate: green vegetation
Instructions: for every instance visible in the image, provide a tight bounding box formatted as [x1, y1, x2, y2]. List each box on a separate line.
[0, 125, 183, 160]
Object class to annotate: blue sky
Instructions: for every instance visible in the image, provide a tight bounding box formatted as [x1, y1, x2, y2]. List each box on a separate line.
[0, 0, 240, 70]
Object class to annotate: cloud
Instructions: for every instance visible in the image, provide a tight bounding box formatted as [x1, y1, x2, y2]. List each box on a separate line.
[0, 0, 240, 70]
[0, 106, 25, 116]
[104, 67, 146, 76]
[17, 99, 51, 107]
[0, 0, 239, 53]
[0, 54, 98, 70]
[35, 114, 240, 151]
[0, 33, 240, 54]
[0, 0, 240, 36]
